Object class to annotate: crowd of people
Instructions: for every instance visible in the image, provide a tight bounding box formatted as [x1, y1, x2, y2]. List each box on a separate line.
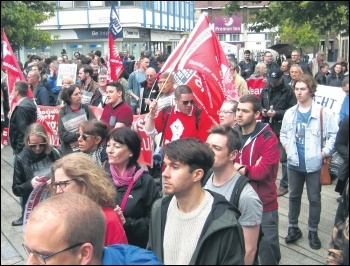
[1, 47, 349, 265]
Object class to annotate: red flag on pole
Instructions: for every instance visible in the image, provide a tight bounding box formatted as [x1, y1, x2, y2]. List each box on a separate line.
[1, 28, 33, 111]
[107, 3, 124, 82]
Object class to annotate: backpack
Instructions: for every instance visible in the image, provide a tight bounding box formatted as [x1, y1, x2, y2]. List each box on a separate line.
[202, 170, 264, 265]
[40, 82, 56, 106]
[161, 105, 201, 130]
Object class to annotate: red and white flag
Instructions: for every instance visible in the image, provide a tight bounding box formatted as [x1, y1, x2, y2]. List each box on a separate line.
[1, 28, 33, 111]
[107, 3, 124, 82]
[161, 13, 238, 125]
[159, 37, 187, 74]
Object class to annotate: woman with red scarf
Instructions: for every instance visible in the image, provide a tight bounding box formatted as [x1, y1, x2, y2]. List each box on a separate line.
[104, 127, 160, 248]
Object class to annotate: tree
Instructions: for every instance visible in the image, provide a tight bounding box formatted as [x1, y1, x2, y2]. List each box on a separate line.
[224, 1, 349, 57]
[1, 1, 56, 48]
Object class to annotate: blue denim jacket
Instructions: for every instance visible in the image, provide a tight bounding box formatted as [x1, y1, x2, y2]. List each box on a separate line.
[280, 102, 338, 172]
[126, 70, 146, 107]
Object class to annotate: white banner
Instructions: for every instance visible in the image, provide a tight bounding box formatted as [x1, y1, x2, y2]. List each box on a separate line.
[314, 85, 345, 121]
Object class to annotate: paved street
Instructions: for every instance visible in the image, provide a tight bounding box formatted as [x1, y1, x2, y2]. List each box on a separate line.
[1, 144, 340, 265]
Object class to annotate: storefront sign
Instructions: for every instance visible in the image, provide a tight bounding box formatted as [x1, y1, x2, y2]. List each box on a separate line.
[214, 16, 241, 34]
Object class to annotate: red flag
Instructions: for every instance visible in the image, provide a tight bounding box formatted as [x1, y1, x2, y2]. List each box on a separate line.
[2, 28, 33, 111]
[107, 3, 124, 82]
[176, 13, 237, 100]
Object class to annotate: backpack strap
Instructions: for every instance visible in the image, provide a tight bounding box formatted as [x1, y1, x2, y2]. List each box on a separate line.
[229, 175, 250, 208]
[159, 106, 172, 147]
[194, 107, 201, 130]
[201, 169, 213, 187]
[82, 103, 90, 119]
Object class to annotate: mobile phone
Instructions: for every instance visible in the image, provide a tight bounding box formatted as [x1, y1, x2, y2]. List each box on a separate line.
[38, 177, 47, 182]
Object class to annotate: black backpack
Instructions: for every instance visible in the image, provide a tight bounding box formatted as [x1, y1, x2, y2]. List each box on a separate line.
[40, 81, 56, 106]
[202, 170, 264, 265]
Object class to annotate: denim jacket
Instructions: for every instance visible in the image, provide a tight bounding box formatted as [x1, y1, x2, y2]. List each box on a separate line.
[126, 70, 146, 107]
[280, 102, 338, 172]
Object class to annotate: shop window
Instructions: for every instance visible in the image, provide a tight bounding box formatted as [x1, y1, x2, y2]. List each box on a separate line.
[74, 1, 87, 8]
[162, 1, 167, 12]
[89, 1, 102, 7]
[59, 1, 73, 8]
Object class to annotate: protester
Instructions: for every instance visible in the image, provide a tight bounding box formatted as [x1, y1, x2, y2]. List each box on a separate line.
[104, 127, 160, 248]
[23, 193, 162, 264]
[280, 74, 338, 250]
[326, 63, 345, 87]
[326, 179, 349, 265]
[204, 125, 263, 265]
[9, 81, 37, 155]
[90, 69, 108, 107]
[260, 69, 297, 197]
[139, 67, 159, 114]
[58, 84, 96, 155]
[78, 119, 109, 166]
[249, 62, 268, 80]
[334, 116, 349, 201]
[100, 82, 133, 129]
[12, 123, 61, 226]
[234, 94, 281, 265]
[147, 138, 245, 265]
[50, 153, 128, 246]
[338, 76, 349, 125]
[1, 70, 10, 139]
[217, 99, 238, 127]
[145, 85, 213, 144]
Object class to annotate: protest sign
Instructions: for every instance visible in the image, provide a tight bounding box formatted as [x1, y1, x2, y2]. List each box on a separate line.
[314, 85, 345, 115]
[56, 64, 77, 86]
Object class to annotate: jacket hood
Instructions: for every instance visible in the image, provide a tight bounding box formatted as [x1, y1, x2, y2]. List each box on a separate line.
[102, 244, 162, 265]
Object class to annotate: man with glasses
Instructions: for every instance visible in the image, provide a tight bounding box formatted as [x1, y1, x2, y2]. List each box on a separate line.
[90, 69, 108, 107]
[145, 85, 213, 145]
[23, 193, 162, 265]
[218, 99, 238, 128]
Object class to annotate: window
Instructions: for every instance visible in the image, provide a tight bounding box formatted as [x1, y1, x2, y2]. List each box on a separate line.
[229, 34, 239, 41]
[89, 1, 102, 7]
[265, 33, 274, 41]
[154, 1, 161, 11]
[59, 1, 73, 8]
[74, 1, 87, 8]
[168, 1, 174, 15]
[217, 34, 225, 41]
[162, 1, 167, 12]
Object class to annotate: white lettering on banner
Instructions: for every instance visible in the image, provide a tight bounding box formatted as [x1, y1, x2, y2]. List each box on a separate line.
[2, 62, 19, 73]
[249, 87, 263, 95]
[141, 137, 152, 151]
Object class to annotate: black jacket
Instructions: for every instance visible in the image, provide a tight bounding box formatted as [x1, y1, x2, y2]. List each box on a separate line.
[147, 190, 245, 265]
[9, 97, 37, 154]
[315, 71, 328, 85]
[260, 82, 297, 136]
[12, 146, 62, 209]
[104, 162, 161, 248]
[139, 80, 160, 114]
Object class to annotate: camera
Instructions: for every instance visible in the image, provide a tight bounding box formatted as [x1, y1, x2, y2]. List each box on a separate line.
[153, 147, 164, 168]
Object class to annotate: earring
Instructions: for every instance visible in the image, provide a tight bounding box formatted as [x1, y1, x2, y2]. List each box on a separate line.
[129, 154, 133, 157]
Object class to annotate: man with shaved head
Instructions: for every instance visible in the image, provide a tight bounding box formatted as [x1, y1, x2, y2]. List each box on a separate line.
[23, 193, 162, 265]
[139, 67, 159, 114]
[27, 70, 50, 106]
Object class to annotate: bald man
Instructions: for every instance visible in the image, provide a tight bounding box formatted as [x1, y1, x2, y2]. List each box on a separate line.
[139, 67, 160, 114]
[23, 193, 162, 265]
[27, 70, 50, 106]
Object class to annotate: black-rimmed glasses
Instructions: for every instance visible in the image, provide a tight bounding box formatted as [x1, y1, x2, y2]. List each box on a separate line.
[22, 243, 84, 264]
[28, 143, 47, 149]
[180, 100, 194, 105]
[51, 179, 77, 190]
[79, 134, 94, 141]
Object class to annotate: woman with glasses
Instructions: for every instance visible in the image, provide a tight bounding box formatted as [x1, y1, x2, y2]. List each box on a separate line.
[12, 122, 62, 227]
[104, 127, 160, 248]
[50, 152, 128, 246]
[58, 84, 96, 156]
[78, 119, 109, 166]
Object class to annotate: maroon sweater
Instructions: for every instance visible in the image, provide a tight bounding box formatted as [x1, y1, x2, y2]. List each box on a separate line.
[236, 122, 279, 212]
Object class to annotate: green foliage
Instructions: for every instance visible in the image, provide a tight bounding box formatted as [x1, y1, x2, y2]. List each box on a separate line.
[280, 21, 320, 51]
[1, 1, 56, 48]
[225, 1, 349, 36]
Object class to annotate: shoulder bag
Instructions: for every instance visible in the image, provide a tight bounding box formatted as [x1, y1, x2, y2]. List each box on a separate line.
[320, 107, 332, 185]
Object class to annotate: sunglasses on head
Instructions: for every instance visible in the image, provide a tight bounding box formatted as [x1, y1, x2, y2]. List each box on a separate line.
[28, 143, 47, 149]
[180, 100, 195, 105]
[79, 133, 94, 141]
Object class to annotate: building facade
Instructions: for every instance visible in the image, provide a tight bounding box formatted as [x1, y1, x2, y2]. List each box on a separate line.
[22, 1, 194, 60]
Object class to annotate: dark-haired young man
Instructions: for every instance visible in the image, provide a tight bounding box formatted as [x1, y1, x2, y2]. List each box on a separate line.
[147, 138, 245, 265]
[234, 94, 281, 265]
